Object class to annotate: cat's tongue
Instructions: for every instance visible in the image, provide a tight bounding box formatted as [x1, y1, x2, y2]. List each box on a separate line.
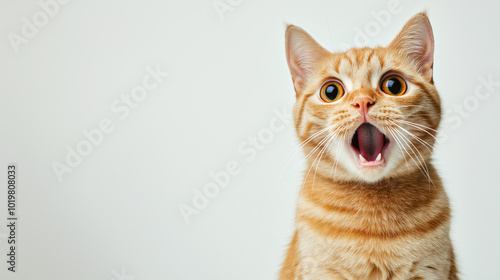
[356, 123, 384, 161]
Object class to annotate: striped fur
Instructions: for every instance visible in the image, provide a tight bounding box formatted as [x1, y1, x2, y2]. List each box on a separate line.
[281, 13, 458, 279]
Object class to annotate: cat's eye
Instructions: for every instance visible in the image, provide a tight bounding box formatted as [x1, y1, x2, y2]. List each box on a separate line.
[319, 80, 345, 103]
[380, 75, 407, 96]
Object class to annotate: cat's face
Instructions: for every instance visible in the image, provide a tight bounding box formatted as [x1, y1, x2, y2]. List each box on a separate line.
[285, 13, 441, 183]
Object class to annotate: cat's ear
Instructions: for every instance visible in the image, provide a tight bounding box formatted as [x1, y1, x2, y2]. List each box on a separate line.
[285, 25, 329, 93]
[388, 13, 434, 81]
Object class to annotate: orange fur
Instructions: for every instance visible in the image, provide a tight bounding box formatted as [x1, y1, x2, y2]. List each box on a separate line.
[281, 13, 458, 279]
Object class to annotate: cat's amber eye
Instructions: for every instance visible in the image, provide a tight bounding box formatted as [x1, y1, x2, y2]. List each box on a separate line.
[380, 75, 407, 96]
[320, 81, 345, 103]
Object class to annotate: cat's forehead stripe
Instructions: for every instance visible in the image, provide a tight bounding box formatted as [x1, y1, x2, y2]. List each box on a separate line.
[365, 49, 375, 64]
[337, 51, 371, 88]
[332, 49, 391, 90]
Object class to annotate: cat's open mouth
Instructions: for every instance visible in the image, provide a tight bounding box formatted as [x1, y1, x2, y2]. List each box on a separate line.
[350, 123, 390, 167]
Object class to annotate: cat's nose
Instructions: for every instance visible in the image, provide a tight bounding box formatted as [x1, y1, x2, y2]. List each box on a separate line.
[351, 96, 375, 122]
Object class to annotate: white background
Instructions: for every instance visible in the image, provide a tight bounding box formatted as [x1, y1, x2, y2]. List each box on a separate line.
[0, 0, 499, 279]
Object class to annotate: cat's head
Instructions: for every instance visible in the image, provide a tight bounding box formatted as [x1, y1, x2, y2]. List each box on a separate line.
[285, 13, 441, 183]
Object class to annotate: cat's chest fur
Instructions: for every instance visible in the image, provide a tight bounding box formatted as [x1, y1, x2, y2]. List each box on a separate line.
[295, 211, 452, 280]
[288, 168, 454, 280]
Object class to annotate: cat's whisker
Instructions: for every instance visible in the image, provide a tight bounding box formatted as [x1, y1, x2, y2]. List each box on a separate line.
[391, 127, 428, 172]
[389, 126, 424, 171]
[392, 104, 426, 109]
[398, 120, 441, 144]
[305, 126, 344, 191]
[391, 127, 434, 187]
[394, 130, 429, 181]
[393, 113, 433, 117]
[398, 121, 441, 150]
[307, 127, 342, 175]
[399, 119, 439, 134]
[278, 125, 334, 182]
[299, 129, 340, 196]
[312, 132, 337, 187]
[392, 127, 418, 173]
[301, 142, 332, 196]
[329, 131, 346, 179]
[390, 121, 434, 153]
[302, 128, 339, 162]
[395, 121, 442, 165]
[282, 125, 333, 163]
[387, 127, 410, 170]
[399, 105, 424, 107]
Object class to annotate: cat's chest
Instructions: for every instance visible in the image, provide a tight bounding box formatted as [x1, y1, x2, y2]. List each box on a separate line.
[296, 223, 449, 280]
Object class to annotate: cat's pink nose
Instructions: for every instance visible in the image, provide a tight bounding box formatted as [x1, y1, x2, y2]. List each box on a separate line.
[352, 96, 374, 122]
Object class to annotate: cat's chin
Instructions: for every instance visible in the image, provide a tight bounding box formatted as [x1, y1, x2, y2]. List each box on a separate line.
[345, 159, 389, 183]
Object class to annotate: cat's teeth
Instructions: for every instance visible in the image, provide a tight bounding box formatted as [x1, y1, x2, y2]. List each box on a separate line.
[376, 153, 382, 161]
[359, 154, 367, 163]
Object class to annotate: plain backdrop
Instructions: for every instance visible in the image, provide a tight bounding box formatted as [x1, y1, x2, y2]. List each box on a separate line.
[0, 0, 499, 279]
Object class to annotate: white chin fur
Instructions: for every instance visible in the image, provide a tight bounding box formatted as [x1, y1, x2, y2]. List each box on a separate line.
[326, 141, 405, 183]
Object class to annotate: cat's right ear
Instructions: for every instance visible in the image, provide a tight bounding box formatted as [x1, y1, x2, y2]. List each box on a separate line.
[285, 25, 329, 94]
[387, 13, 434, 82]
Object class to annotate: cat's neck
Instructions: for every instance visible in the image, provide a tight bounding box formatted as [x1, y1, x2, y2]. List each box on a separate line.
[299, 163, 444, 215]
[296, 164, 450, 238]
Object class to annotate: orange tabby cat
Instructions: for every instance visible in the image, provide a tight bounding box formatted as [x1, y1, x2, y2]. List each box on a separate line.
[280, 13, 458, 279]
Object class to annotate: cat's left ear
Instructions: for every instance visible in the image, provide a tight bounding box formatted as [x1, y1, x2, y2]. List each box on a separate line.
[388, 13, 434, 82]
[285, 25, 330, 93]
